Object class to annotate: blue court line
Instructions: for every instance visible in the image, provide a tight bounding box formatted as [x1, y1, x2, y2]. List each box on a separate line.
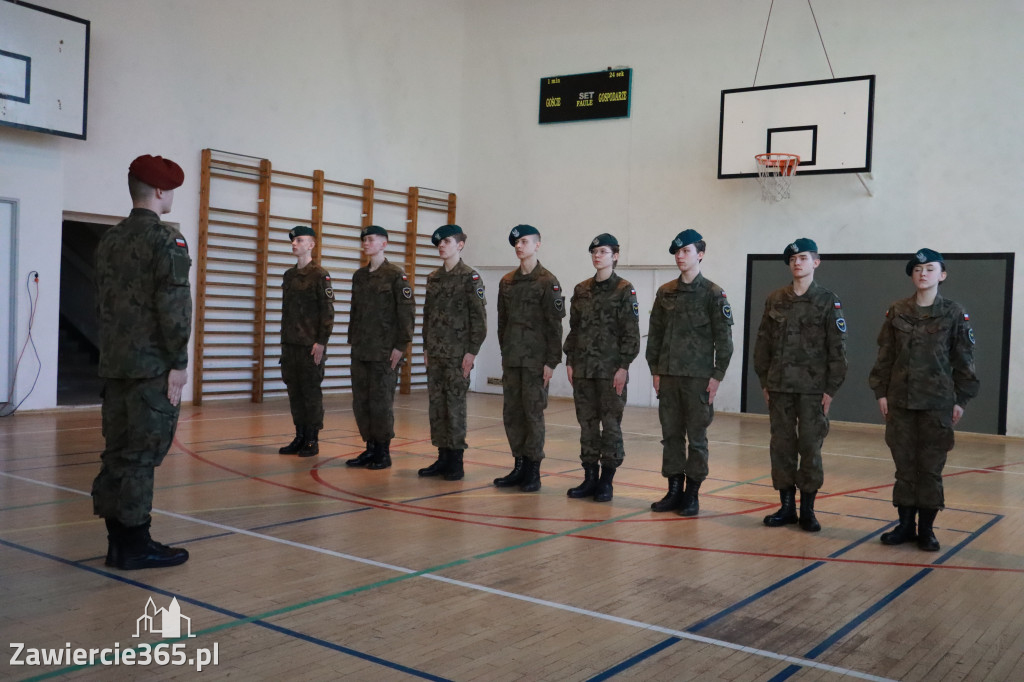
[1, 537, 451, 682]
[583, 523, 896, 681]
[588, 637, 682, 681]
[767, 513, 1003, 682]
[74, 484, 495, 562]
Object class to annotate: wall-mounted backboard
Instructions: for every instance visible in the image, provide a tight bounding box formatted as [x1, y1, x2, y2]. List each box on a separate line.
[718, 75, 874, 178]
[0, 0, 90, 140]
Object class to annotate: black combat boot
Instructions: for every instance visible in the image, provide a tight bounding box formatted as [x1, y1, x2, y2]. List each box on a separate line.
[592, 465, 616, 503]
[798, 490, 821, 532]
[567, 463, 599, 498]
[278, 426, 305, 455]
[493, 457, 525, 487]
[880, 506, 917, 545]
[367, 439, 392, 470]
[651, 475, 684, 512]
[298, 427, 319, 457]
[443, 450, 465, 481]
[916, 508, 940, 551]
[519, 459, 542, 492]
[105, 518, 125, 567]
[678, 477, 702, 517]
[346, 442, 375, 467]
[763, 486, 798, 526]
[418, 448, 448, 477]
[111, 523, 189, 570]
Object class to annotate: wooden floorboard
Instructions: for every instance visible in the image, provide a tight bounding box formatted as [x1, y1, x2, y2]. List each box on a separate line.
[2, 391, 1022, 681]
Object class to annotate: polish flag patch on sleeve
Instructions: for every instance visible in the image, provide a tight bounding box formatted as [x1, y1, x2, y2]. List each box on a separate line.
[472, 273, 480, 281]
[834, 301, 842, 309]
[175, 237, 187, 248]
[964, 312, 970, 321]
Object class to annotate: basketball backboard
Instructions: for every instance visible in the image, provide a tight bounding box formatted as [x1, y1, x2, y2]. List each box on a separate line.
[0, 0, 90, 140]
[718, 75, 874, 178]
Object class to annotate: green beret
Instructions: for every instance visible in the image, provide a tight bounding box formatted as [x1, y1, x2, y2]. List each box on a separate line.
[128, 154, 184, 190]
[669, 229, 703, 255]
[361, 225, 389, 240]
[906, 247, 944, 275]
[783, 237, 819, 261]
[589, 233, 618, 251]
[508, 224, 540, 246]
[431, 224, 464, 246]
[288, 225, 316, 240]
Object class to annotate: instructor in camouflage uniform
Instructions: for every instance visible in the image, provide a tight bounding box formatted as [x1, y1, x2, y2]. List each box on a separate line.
[754, 238, 847, 532]
[646, 229, 734, 516]
[345, 225, 414, 470]
[493, 224, 565, 492]
[563, 233, 639, 502]
[418, 224, 487, 481]
[277, 225, 335, 457]
[869, 248, 978, 551]
[91, 154, 191, 570]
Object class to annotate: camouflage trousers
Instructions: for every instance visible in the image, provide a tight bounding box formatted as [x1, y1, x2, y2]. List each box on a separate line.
[502, 366, 549, 462]
[885, 406, 954, 510]
[427, 355, 470, 449]
[92, 375, 179, 527]
[281, 343, 326, 429]
[572, 376, 627, 468]
[767, 391, 829, 492]
[658, 375, 714, 480]
[351, 359, 398, 442]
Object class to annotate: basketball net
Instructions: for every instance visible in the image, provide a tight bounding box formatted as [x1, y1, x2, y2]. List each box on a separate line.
[755, 153, 800, 202]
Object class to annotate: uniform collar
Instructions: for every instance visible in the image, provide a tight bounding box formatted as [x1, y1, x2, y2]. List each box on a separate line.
[674, 271, 705, 291]
[514, 261, 545, 280]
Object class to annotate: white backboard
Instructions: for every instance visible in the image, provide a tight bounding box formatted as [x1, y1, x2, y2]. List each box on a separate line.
[0, 0, 89, 139]
[718, 75, 874, 178]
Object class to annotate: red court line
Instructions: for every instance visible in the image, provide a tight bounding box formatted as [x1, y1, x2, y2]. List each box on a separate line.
[175, 435, 1024, 575]
[565, 532, 1024, 574]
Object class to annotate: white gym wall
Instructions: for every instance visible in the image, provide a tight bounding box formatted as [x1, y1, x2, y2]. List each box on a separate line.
[1, 0, 1021, 435]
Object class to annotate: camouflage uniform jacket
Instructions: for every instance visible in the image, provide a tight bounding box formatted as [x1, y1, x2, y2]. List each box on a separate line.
[646, 272, 734, 381]
[281, 262, 335, 346]
[497, 261, 565, 369]
[96, 208, 192, 378]
[868, 295, 978, 410]
[423, 259, 487, 359]
[754, 280, 848, 395]
[563, 272, 640, 379]
[348, 259, 414, 361]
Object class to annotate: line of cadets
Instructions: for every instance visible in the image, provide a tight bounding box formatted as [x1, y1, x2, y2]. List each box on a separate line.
[281, 223, 978, 554]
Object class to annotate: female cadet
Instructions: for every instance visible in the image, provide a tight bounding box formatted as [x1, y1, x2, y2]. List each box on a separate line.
[869, 248, 979, 551]
[562, 233, 640, 502]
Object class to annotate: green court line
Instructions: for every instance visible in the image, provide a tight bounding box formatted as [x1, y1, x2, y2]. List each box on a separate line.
[27, 505, 647, 679]
[707, 473, 772, 494]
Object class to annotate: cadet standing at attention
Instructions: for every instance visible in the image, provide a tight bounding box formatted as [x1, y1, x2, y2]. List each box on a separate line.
[646, 229, 734, 516]
[277, 225, 335, 457]
[754, 238, 847, 532]
[92, 154, 192, 570]
[494, 224, 565, 492]
[345, 225, 414, 470]
[418, 224, 487, 481]
[563, 233, 640, 502]
[869, 248, 978, 551]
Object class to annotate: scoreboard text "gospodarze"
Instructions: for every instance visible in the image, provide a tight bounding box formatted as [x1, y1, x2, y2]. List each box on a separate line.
[539, 69, 631, 124]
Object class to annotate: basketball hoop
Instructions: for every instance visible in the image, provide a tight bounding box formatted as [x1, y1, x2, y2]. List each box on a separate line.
[755, 153, 800, 202]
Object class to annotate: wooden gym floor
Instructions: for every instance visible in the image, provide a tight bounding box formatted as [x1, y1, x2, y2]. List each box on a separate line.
[1, 391, 1023, 681]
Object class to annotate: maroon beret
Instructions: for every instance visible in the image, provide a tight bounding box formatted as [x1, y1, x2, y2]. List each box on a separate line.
[128, 155, 184, 190]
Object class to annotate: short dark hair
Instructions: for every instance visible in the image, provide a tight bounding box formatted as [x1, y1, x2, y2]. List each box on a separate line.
[789, 251, 818, 263]
[455, 232, 468, 245]
[128, 175, 155, 201]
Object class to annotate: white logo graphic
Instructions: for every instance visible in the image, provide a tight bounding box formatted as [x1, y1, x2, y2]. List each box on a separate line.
[135, 597, 194, 639]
